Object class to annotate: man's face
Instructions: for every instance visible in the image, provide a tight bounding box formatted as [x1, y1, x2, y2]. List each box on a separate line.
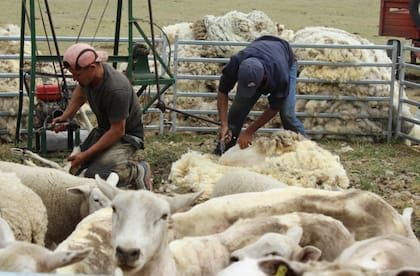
[66, 64, 95, 86]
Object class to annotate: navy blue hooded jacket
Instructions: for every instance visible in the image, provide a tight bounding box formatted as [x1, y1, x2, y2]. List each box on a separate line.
[218, 35, 295, 109]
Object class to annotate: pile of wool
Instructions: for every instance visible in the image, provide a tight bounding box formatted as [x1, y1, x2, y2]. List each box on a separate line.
[291, 26, 419, 141]
[168, 130, 349, 200]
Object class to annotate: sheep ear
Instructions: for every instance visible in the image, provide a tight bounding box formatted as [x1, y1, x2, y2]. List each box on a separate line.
[295, 245, 322, 263]
[67, 184, 91, 196]
[95, 174, 120, 200]
[46, 247, 93, 271]
[0, 217, 15, 248]
[165, 191, 203, 213]
[286, 226, 303, 244]
[401, 207, 416, 239]
[106, 172, 119, 187]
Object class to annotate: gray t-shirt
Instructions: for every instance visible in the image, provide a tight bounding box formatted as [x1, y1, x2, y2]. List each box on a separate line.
[83, 63, 144, 140]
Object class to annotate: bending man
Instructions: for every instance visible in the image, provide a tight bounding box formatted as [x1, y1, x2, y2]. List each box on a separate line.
[214, 35, 305, 155]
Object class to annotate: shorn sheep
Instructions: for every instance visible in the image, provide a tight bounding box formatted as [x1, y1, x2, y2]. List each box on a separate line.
[95, 175, 203, 276]
[0, 170, 48, 246]
[169, 130, 349, 200]
[52, 204, 354, 275]
[228, 228, 323, 264]
[61, 175, 353, 276]
[169, 186, 410, 241]
[211, 170, 288, 198]
[0, 217, 92, 273]
[55, 207, 114, 275]
[218, 211, 419, 276]
[219, 231, 420, 275]
[48, 210, 355, 275]
[169, 212, 355, 275]
[226, 207, 415, 266]
[0, 161, 115, 247]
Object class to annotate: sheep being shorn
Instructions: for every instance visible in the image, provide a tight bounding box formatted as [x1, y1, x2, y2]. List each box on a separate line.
[168, 130, 349, 200]
[0, 170, 48, 246]
[211, 170, 288, 198]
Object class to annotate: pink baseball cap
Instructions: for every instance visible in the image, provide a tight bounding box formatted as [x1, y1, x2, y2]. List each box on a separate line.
[63, 43, 108, 70]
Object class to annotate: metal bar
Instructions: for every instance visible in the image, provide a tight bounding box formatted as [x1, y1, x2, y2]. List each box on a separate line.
[112, 0, 123, 69]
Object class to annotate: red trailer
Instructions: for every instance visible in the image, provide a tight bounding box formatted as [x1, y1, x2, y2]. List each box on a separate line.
[379, 0, 420, 63]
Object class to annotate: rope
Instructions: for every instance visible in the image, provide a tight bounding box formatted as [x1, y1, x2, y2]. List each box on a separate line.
[76, 0, 94, 43]
[91, 0, 110, 44]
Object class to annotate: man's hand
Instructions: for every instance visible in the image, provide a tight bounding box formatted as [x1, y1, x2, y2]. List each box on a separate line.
[219, 125, 230, 140]
[67, 151, 87, 174]
[51, 116, 70, 133]
[237, 130, 253, 149]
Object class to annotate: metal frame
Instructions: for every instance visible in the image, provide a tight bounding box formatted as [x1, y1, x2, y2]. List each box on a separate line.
[16, 0, 175, 152]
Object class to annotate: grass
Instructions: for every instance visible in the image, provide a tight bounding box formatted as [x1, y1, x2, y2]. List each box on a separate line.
[0, 0, 405, 45]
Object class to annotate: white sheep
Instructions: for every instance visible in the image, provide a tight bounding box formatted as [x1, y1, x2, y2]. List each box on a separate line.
[169, 212, 355, 275]
[0, 161, 114, 247]
[49, 210, 354, 275]
[0, 217, 93, 273]
[228, 227, 322, 263]
[57, 172, 353, 275]
[0, 170, 48, 246]
[95, 175, 204, 276]
[169, 186, 409, 241]
[55, 207, 114, 275]
[211, 170, 288, 198]
[220, 230, 420, 276]
[169, 130, 349, 200]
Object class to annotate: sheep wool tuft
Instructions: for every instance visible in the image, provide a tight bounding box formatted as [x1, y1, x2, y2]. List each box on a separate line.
[0, 170, 48, 246]
[169, 131, 349, 200]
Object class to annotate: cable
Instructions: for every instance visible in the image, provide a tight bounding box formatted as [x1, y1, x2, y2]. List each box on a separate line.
[76, 0, 93, 43]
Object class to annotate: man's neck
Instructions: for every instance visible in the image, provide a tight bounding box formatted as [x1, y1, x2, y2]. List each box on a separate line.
[90, 63, 104, 88]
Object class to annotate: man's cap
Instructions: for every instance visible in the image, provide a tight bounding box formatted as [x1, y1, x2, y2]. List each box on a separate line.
[237, 57, 264, 98]
[63, 43, 108, 70]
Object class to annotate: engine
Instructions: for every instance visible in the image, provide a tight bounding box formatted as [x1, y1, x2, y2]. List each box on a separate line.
[34, 83, 75, 129]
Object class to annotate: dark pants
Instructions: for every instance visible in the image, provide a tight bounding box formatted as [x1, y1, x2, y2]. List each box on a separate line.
[77, 128, 146, 189]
